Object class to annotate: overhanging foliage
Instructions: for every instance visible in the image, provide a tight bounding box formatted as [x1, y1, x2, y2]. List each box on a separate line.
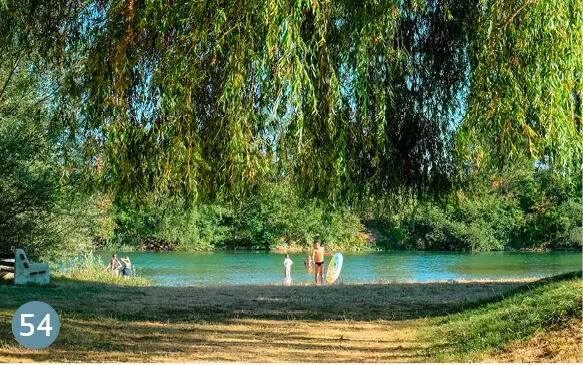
[0, 0, 580, 203]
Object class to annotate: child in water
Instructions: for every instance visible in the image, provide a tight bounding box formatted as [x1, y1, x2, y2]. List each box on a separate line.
[304, 255, 313, 271]
[283, 254, 293, 280]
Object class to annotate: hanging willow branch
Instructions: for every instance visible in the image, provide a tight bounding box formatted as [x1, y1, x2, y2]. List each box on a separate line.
[0, 0, 581, 203]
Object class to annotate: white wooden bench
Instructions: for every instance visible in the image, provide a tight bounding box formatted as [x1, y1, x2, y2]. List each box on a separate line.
[14, 249, 50, 285]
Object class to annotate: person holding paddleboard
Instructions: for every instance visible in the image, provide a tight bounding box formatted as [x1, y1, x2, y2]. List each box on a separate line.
[312, 240, 332, 284]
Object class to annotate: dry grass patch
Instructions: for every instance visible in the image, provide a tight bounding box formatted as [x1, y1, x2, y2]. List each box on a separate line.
[424, 272, 582, 362]
[0, 275, 578, 362]
[0, 316, 430, 362]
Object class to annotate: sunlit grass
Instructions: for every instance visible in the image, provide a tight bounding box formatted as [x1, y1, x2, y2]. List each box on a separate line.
[426, 271, 582, 361]
[0, 272, 580, 362]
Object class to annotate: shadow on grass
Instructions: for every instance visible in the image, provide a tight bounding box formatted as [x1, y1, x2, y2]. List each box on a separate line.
[3, 272, 581, 323]
[0, 309, 429, 362]
[422, 271, 583, 362]
[1, 272, 580, 362]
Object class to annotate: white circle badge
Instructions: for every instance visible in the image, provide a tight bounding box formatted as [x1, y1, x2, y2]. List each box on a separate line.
[12, 301, 60, 349]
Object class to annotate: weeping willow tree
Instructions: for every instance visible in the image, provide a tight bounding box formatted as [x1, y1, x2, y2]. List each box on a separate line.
[1, 0, 581, 204]
[457, 0, 583, 175]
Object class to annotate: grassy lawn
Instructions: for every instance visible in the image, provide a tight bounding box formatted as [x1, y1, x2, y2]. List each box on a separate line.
[0, 272, 580, 362]
[425, 271, 583, 362]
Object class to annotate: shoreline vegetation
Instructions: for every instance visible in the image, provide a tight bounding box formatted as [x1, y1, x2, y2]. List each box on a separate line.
[5, 160, 579, 261]
[116, 244, 583, 253]
[100, 241, 583, 254]
[1, 271, 580, 362]
[89, 169, 581, 257]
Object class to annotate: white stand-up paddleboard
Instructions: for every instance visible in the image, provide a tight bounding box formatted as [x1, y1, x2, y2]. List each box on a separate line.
[326, 253, 343, 284]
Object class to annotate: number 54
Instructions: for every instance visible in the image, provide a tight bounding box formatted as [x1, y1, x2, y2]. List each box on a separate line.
[20, 314, 53, 336]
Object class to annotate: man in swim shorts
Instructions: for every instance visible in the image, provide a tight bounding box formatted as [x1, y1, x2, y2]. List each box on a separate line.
[312, 240, 331, 284]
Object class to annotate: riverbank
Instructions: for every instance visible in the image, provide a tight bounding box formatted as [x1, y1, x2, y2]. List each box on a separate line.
[103, 244, 582, 254]
[0, 272, 580, 362]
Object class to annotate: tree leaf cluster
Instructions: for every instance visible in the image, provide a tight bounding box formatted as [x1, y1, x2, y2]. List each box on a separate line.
[0, 0, 580, 205]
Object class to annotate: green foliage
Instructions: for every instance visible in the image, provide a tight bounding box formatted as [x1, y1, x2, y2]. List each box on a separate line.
[518, 197, 583, 249]
[428, 272, 583, 360]
[87, 195, 117, 247]
[158, 203, 234, 251]
[1, 0, 578, 203]
[0, 39, 120, 260]
[103, 165, 579, 253]
[234, 183, 365, 249]
[458, 0, 583, 172]
[107, 183, 365, 251]
[0, 1, 580, 257]
[371, 164, 582, 251]
[413, 203, 503, 251]
[110, 200, 233, 251]
[0, 58, 97, 260]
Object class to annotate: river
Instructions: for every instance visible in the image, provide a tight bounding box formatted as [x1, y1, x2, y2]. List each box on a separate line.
[97, 250, 582, 286]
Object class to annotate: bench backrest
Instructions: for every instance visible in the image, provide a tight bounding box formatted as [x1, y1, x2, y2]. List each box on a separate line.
[15, 249, 31, 271]
[19, 252, 30, 268]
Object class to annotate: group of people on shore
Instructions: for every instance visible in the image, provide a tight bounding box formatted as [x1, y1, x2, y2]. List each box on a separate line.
[284, 239, 333, 285]
[106, 253, 132, 279]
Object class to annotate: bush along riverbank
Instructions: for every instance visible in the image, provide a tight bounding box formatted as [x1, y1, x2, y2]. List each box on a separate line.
[360, 166, 582, 252]
[93, 182, 370, 253]
[8, 166, 579, 260]
[85, 167, 580, 255]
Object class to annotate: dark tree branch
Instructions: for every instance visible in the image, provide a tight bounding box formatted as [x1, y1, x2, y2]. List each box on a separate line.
[0, 56, 20, 103]
[500, 0, 535, 31]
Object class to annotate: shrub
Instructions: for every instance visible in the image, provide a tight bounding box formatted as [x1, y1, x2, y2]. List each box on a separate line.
[234, 183, 365, 250]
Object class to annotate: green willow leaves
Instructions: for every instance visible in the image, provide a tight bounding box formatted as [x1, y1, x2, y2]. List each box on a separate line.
[1, 0, 580, 203]
[458, 0, 583, 173]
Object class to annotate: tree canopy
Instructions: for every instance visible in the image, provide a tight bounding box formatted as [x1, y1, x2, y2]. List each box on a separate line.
[1, 0, 581, 204]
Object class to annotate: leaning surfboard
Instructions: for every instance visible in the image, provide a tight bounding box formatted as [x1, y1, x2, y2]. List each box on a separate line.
[326, 253, 343, 284]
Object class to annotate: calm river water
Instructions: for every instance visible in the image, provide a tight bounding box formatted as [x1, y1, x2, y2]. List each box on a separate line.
[98, 250, 582, 287]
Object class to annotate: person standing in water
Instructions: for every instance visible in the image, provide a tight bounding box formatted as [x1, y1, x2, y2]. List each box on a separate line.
[312, 240, 331, 284]
[106, 253, 122, 275]
[283, 254, 293, 279]
[120, 256, 132, 279]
